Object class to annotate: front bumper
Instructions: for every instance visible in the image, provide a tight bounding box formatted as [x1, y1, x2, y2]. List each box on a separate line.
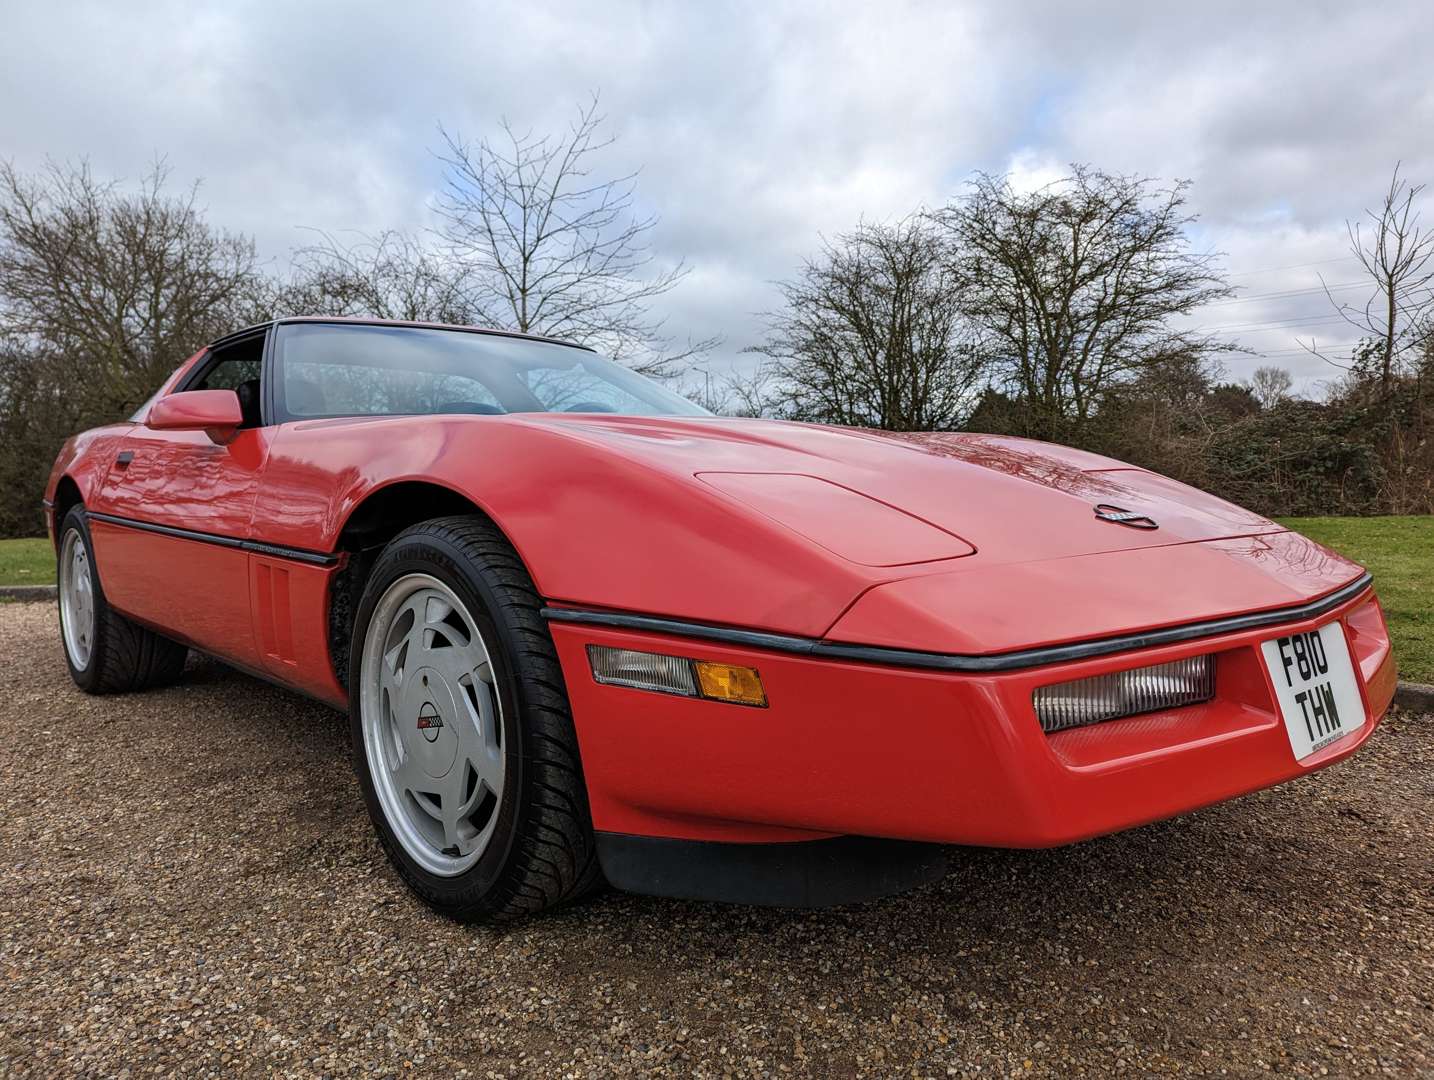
[549, 585, 1395, 849]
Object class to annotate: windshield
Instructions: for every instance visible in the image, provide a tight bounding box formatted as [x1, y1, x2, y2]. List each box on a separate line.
[271, 322, 710, 421]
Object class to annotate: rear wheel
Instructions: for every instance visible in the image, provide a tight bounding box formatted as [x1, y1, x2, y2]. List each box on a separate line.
[57, 507, 188, 694]
[349, 515, 600, 921]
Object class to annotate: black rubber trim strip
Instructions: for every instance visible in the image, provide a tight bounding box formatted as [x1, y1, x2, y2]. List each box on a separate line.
[595, 832, 949, 907]
[86, 511, 338, 566]
[542, 571, 1375, 674]
[206, 317, 596, 353]
[272, 316, 596, 352]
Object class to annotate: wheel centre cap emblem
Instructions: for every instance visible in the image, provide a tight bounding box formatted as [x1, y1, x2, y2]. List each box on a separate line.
[1093, 503, 1159, 530]
[416, 701, 444, 743]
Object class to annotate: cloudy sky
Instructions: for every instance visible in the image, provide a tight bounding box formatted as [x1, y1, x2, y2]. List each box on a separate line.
[4, 0, 1432, 394]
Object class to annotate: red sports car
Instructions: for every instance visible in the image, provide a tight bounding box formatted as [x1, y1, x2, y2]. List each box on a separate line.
[45, 318, 1396, 920]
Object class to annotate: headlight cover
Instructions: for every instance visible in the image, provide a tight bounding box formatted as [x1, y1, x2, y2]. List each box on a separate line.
[1033, 655, 1215, 734]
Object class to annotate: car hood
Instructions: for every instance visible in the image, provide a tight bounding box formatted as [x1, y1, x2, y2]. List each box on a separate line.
[523, 414, 1281, 568]
[514, 414, 1368, 652]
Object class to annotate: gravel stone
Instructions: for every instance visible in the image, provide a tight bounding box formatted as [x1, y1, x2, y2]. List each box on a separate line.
[0, 600, 1429, 1077]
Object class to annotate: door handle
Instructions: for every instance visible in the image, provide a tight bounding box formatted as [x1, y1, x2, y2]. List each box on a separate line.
[114, 450, 134, 470]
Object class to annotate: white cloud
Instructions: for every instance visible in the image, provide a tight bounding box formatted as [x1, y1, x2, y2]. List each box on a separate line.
[1003, 150, 1068, 195]
[2, 0, 1430, 392]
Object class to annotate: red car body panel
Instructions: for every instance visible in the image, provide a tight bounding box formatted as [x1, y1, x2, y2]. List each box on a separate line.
[44, 324, 1394, 859]
[554, 587, 1392, 845]
[830, 529, 1364, 655]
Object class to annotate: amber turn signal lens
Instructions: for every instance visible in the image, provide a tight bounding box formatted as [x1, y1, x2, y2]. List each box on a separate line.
[692, 661, 767, 707]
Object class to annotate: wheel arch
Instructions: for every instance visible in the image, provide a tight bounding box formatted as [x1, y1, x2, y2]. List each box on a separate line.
[52, 475, 84, 549]
[327, 479, 534, 693]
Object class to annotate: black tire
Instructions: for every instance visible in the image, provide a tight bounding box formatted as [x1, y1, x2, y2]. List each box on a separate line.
[348, 515, 601, 921]
[56, 507, 188, 694]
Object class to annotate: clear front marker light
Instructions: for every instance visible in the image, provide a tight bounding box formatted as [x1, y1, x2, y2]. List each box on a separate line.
[1033, 655, 1216, 734]
[587, 646, 698, 696]
[587, 646, 767, 707]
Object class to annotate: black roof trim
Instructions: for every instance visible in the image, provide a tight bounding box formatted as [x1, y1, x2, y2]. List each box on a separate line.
[206, 316, 594, 353]
[206, 321, 275, 350]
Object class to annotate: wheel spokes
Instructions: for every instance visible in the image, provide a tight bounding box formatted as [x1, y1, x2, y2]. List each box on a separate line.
[378, 646, 405, 705]
[416, 593, 478, 661]
[60, 531, 96, 666]
[454, 672, 504, 793]
[362, 576, 508, 875]
[435, 747, 500, 856]
[391, 753, 429, 802]
[382, 594, 427, 681]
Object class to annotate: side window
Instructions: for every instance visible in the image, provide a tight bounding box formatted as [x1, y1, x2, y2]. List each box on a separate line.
[194, 356, 261, 392]
[188, 334, 266, 428]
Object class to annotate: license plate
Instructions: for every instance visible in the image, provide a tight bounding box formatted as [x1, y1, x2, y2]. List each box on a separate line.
[1260, 622, 1365, 761]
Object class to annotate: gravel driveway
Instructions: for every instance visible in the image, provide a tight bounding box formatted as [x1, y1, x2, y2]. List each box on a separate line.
[1, 600, 1430, 1078]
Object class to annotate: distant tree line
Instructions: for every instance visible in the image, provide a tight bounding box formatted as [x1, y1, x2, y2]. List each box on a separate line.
[697, 164, 1434, 517]
[1, 106, 1430, 538]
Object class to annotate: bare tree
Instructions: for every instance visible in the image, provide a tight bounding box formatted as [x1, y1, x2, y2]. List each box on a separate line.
[0, 159, 267, 535]
[676, 362, 783, 418]
[0, 159, 266, 415]
[749, 216, 986, 430]
[281, 229, 476, 325]
[1304, 165, 1434, 393]
[435, 97, 712, 374]
[723, 363, 785, 419]
[934, 166, 1235, 440]
[1247, 365, 1294, 410]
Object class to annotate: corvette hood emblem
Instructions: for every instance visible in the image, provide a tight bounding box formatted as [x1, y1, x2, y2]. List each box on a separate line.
[1093, 504, 1158, 530]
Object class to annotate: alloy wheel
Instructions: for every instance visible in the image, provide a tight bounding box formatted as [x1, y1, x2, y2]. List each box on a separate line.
[59, 528, 95, 670]
[359, 573, 506, 876]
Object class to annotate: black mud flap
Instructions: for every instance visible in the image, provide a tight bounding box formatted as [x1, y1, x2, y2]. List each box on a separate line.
[596, 832, 950, 908]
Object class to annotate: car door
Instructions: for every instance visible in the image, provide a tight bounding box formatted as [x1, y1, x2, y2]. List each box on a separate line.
[88, 328, 273, 666]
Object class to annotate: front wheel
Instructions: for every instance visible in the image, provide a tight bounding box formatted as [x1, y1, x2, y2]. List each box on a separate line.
[349, 516, 600, 921]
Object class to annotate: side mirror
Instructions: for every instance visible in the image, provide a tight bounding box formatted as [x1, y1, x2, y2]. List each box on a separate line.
[146, 389, 244, 444]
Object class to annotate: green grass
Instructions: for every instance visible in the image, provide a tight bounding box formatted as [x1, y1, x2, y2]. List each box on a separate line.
[0, 537, 53, 588]
[1279, 516, 1434, 684]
